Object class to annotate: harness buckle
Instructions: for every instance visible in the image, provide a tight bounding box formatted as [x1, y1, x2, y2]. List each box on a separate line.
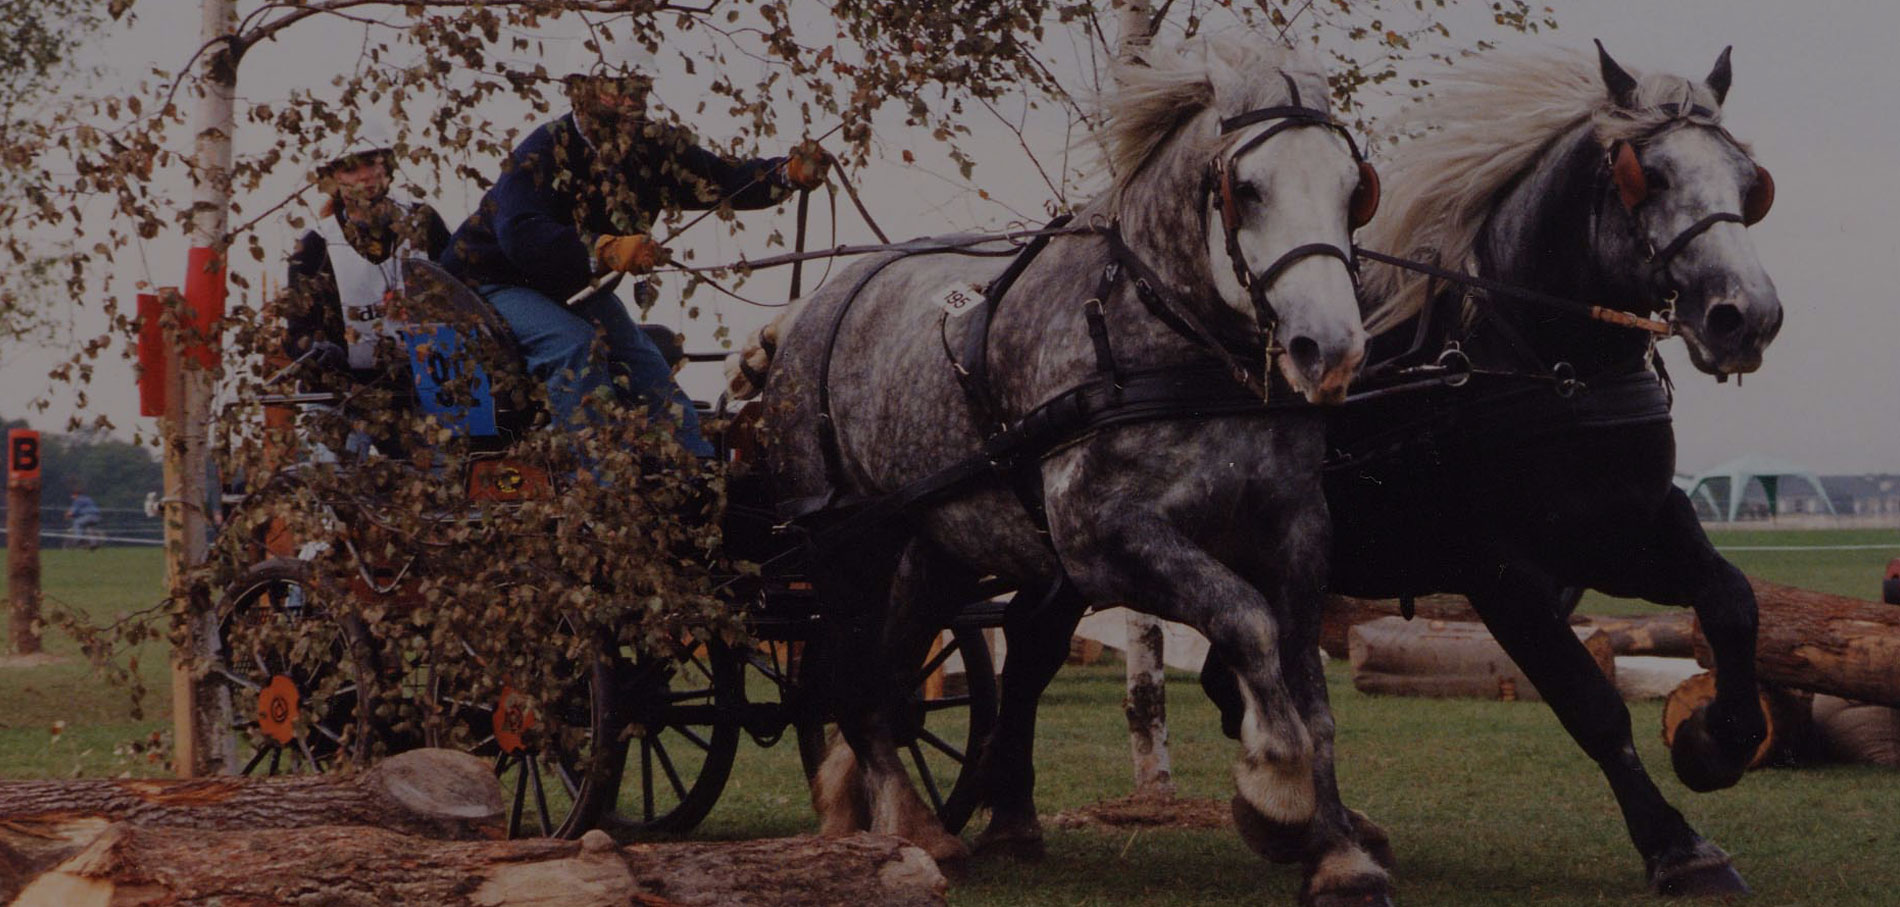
[1434, 343, 1472, 388]
[1552, 361, 1581, 398]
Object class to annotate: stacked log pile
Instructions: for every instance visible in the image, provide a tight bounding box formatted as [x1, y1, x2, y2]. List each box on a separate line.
[0, 749, 946, 907]
[1666, 576, 1900, 769]
[1347, 616, 1615, 702]
[1322, 594, 1694, 660]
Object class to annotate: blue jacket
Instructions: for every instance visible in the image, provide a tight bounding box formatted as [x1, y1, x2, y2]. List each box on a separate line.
[443, 114, 792, 301]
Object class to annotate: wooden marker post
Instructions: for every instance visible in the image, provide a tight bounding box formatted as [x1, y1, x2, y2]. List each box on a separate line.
[6, 428, 43, 656]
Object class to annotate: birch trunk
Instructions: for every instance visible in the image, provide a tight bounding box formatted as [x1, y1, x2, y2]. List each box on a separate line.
[1111, 0, 1174, 799]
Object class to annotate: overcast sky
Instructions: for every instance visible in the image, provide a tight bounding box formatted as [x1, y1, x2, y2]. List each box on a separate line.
[2, 1, 1894, 476]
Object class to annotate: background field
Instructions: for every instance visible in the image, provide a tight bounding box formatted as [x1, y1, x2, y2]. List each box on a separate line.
[3, 528, 1896, 905]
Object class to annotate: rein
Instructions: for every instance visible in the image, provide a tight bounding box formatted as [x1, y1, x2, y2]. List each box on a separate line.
[1353, 247, 1676, 336]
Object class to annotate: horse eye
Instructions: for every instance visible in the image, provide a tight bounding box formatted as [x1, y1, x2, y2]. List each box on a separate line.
[1233, 182, 1263, 203]
[1642, 168, 1671, 192]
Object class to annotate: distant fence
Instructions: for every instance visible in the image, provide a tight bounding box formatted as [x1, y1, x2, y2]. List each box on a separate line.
[0, 504, 164, 547]
[1704, 513, 1900, 531]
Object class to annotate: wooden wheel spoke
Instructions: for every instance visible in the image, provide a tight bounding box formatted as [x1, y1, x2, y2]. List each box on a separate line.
[268, 747, 283, 776]
[908, 741, 944, 813]
[239, 745, 271, 776]
[686, 652, 715, 686]
[212, 666, 262, 692]
[921, 694, 973, 713]
[527, 752, 555, 837]
[916, 727, 964, 764]
[665, 687, 716, 703]
[650, 736, 689, 803]
[640, 738, 655, 823]
[295, 737, 324, 773]
[672, 724, 711, 753]
[507, 755, 529, 839]
[915, 640, 958, 686]
[311, 721, 346, 746]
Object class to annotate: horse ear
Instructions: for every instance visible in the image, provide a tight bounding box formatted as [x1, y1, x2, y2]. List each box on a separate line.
[1743, 164, 1774, 225]
[1350, 161, 1381, 230]
[1707, 45, 1733, 106]
[1611, 142, 1648, 210]
[1595, 39, 1640, 109]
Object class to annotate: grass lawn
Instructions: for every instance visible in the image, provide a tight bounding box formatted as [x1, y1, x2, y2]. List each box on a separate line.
[4, 530, 1897, 905]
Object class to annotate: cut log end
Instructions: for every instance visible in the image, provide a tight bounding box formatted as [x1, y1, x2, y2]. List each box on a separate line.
[1661, 671, 1812, 769]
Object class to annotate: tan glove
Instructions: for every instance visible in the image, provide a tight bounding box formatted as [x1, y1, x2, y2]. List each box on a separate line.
[784, 142, 832, 191]
[593, 233, 667, 274]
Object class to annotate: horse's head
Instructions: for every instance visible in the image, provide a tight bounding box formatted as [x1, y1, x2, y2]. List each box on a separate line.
[1593, 43, 1781, 377]
[1108, 41, 1371, 403]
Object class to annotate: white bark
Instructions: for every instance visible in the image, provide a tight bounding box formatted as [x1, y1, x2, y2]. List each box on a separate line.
[1112, 0, 1174, 799]
[170, 0, 238, 777]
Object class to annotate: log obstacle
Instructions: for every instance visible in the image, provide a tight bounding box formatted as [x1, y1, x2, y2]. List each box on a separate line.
[1692, 576, 1900, 708]
[1810, 694, 1900, 768]
[1348, 616, 1615, 702]
[8, 828, 945, 907]
[1660, 672, 1814, 769]
[0, 749, 947, 906]
[1323, 595, 1694, 660]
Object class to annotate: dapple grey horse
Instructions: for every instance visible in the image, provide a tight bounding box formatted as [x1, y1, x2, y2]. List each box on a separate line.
[745, 37, 1391, 906]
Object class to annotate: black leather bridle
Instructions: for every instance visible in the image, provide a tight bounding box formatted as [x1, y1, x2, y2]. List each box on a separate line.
[1201, 74, 1376, 356]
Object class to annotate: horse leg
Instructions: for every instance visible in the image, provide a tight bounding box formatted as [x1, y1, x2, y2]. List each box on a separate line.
[971, 582, 1089, 859]
[1211, 643, 1394, 871]
[1607, 489, 1764, 794]
[822, 537, 975, 865]
[1223, 530, 1396, 904]
[1468, 561, 1747, 897]
[806, 527, 907, 839]
[1065, 521, 1391, 907]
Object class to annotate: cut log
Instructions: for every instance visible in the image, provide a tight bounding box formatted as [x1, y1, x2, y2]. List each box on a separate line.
[1809, 695, 1900, 768]
[1067, 633, 1104, 666]
[1660, 672, 1814, 769]
[1578, 613, 1695, 658]
[0, 748, 501, 901]
[1322, 595, 1478, 659]
[9, 826, 945, 907]
[1323, 596, 1694, 659]
[1613, 656, 1706, 701]
[1692, 576, 1900, 707]
[1348, 617, 1614, 702]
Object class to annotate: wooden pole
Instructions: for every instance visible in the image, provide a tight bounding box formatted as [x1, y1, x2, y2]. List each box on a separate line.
[6, 428, 44, 655]
[168, 0, 238, 778]
[1111, 0, 1173, 800]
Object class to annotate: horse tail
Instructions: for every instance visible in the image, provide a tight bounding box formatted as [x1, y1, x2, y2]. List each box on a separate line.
[724, 302, 802, 399]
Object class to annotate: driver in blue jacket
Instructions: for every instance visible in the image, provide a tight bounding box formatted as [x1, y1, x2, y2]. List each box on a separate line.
[442, 43, 829, 457]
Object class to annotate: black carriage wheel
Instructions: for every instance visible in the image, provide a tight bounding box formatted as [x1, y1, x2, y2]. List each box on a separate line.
[573, 638, 745, 837]
[211, 558, 370, 776]
[421, 627, 603, 839]
[795, 623, 998, 834]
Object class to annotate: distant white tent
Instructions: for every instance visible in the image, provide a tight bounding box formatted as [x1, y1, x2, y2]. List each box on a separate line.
[1683, 454, 1837, 521]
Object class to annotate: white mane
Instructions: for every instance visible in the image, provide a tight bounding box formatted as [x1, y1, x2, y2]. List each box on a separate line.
[1100, 36, 1331, 199]
[1359, 47, 1728, 333]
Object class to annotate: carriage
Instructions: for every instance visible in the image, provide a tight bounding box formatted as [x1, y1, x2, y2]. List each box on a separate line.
[210, 259, 1006, 840]
[209, 36, 1789, 904]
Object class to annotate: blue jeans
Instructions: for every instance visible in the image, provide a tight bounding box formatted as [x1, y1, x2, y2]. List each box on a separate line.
[478, 284, 713, 457]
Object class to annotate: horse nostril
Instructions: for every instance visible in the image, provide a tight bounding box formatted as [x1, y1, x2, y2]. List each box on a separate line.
[1286, 335, 1323, 381]
[1706, 303, 1746, 339]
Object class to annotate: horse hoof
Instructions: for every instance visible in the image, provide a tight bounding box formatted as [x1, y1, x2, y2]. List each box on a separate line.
[1302, 888, 1395, 907]
[919, 835, 973, 875]
[1651, 840, 1749, 898]
[1232, 795, 1305, 864]
[1654, 861, 1749, 898]
[1670, 708, 1751, 793]
[1347, 809, 1396, 871]
[973, 823, 1047, 861]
